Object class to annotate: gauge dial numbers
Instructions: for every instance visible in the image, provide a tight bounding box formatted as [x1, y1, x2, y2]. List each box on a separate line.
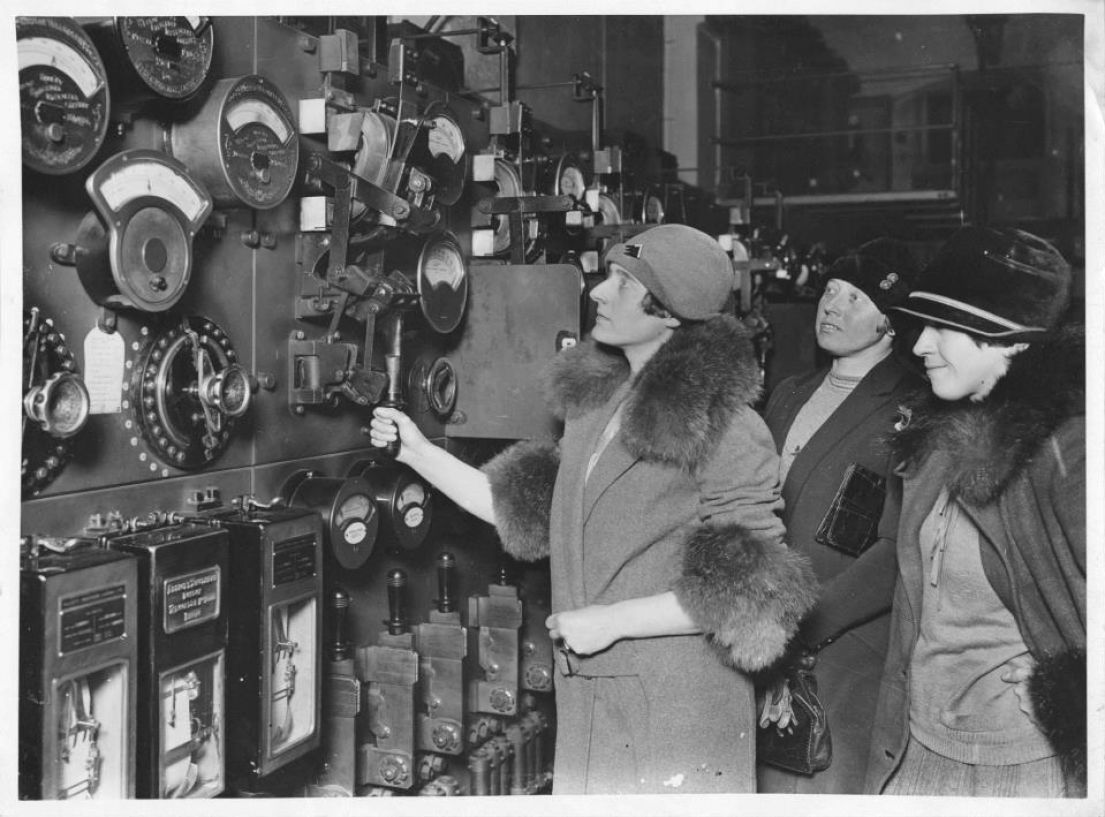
[18, 17, 110, 174]
[116, 16, 213, 99]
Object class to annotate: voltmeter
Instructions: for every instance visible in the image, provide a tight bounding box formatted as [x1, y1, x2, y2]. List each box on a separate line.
[18, 16, 110, 175]
[415, 112, 467, 206]
[416, 231, 469, 334]
[91, 16, 214, 101]
[552, 155, 587, 201]
[280, 470, 380, 571]
[349, 462, 434, 553]
[171, 74, 299, 209]
[131, 316, 251, 470]
[75, 149, 213, 313]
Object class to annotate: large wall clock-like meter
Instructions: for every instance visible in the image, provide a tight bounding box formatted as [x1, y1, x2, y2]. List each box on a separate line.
[109, 16, 214, 100]
[171, 74, 299, 209]
[18, 17, 110, 175]
[416, 231, 469, 334]
[132, 316, 251, 469]
[76, 149, 213, 313]
[23, 308, 91, 499]
[280, 471, 380, 572]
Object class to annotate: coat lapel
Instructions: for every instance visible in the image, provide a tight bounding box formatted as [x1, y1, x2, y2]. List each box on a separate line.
[783, 356, 906, 501]
[580, 382, 638, 526]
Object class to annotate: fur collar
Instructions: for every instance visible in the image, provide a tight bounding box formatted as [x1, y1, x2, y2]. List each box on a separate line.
[892, 322, 1084, 505]
[544, 315, 762, 471]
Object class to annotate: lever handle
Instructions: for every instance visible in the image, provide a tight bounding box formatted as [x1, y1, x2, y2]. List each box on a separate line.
[385, 568, 408, 635]
[329, 587, 351, 661]
[436, 552, 456, 614]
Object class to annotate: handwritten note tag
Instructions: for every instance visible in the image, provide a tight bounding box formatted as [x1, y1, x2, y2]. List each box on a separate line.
[83, 327, 125, 414]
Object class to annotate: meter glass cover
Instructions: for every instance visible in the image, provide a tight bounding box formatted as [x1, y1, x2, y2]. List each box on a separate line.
[398, 481, 426, 510]
[98, 159, 207, 222]
[336, 493, 372, 527]
[226, 98, 291, 144]
[427, 115, 465, 163]
[19, 36, 102, 96]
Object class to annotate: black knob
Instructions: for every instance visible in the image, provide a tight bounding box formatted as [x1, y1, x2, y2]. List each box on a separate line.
[436, 552, 456, 613]
[385, 568, 408, 635]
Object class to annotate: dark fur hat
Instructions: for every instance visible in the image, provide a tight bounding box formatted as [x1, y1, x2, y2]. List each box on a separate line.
[894, 226, 1072, 341]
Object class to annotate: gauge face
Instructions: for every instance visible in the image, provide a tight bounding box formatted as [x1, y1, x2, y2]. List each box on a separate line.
[80, 150, 212, 312]
[219, 75, 299, 209]
[397, 480, 428, 531]
[427, 115, 465, 164]
[18, 17, 110, 175]
[597, 194, 622, 226]
[117, 16, 213, 99]
[353, 110, 397, 187]
[398, 481, 426, 511]
[336, 493, 372, 529]
[417, 233, 469, 334]
[558, 165, 586, 200]
[644, 195, 665, 224]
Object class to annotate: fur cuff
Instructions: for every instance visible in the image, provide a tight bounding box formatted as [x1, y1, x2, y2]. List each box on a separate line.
[1029, 646, 1086, 793]
[483, 441, 559, 561]
[673, 524, 818, 672]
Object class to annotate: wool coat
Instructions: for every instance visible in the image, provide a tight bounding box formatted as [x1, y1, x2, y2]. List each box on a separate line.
[865, 325, 1086, 796]
[758, 354, 923, 794]
[484, 315, 817, 795]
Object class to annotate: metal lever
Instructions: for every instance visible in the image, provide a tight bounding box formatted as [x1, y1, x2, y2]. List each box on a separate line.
[330, 587, 351, 662]
[379, 311, 405, 459]
[385, 569, 408, 636]
[436, 552, 456, 614]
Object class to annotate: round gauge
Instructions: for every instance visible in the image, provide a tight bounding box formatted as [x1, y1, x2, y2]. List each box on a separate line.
[76, 149, 213, 313]
[597, 193, 622, 226]
[643, 194, 665, 224]
[554, 156, 587, 201]
[115, 16, 213, 99]
[417, 232, 469, 334]
[18, 17, 110, 175]
[410, 111, 467, 207]
[131, 316, 249, 469]
[171, 74, 299, 209]
[353, 110, 397, 187]
[282, 472, 379, 570]
[427, 115, 465, 164]
[491, 158, 524, 255]
[352, 464, 434, 552]
[22, 309, 90, 498]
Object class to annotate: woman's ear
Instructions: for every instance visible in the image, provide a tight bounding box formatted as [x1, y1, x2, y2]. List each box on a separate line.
[663, 314, 682, 330]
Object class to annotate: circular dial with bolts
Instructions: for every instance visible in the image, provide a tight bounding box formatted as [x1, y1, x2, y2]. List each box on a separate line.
[18, 16, 110, 175]
[132, 316, 251, 469]
[77, 149, 213, 312]
[22, 309, 91, 498]
[116, 16, 213, 99]
[171, 74, 299, 209]
[350, 463, 434, 552]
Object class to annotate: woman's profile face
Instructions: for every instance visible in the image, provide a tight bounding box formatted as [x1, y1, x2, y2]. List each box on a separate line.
[912, 324, 1016, 402]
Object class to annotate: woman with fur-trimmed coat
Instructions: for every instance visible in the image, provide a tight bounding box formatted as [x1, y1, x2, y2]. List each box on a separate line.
[370, 225, 817, 794]
[865, 226, 1086, 798]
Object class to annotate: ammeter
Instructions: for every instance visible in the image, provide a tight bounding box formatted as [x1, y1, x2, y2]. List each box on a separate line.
[76, 149, 213, 312]
[416, 231, 469, 334]
[92, 16, 214, 100]
[18, 17, 110, 175]
[171, 74, 299, 209]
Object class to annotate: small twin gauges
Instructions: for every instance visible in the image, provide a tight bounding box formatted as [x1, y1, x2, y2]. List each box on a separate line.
[280, 471, 379, 571]
[417, 232, 468, 334]
[350, 462, 434, 553]
[23, 308, 91, 498]
[171, 74, 299, 209]
[75, 149, 212, 312]
[132, 317, 251, 470]
[18, 16, 110, 175]
[96, 16, 214, 101]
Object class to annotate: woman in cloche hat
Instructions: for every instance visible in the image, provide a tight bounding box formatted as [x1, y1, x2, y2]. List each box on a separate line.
[864, 225, 1085, 798]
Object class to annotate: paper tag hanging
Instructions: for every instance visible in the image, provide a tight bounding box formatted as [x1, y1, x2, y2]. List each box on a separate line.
[82, 326, 125, 414]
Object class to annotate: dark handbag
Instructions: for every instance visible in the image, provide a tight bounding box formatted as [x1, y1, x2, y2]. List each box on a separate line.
[814, 462, 887, 557]
[757, 655, 832, 775]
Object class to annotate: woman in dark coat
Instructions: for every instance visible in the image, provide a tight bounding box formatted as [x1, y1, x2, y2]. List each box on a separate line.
[757, 238, 923, 794]
[865, 226, 1085, 797]
[371, 224, 817, 794]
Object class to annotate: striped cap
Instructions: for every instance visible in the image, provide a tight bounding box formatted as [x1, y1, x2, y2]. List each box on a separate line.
[892, 226, 1071, 340]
